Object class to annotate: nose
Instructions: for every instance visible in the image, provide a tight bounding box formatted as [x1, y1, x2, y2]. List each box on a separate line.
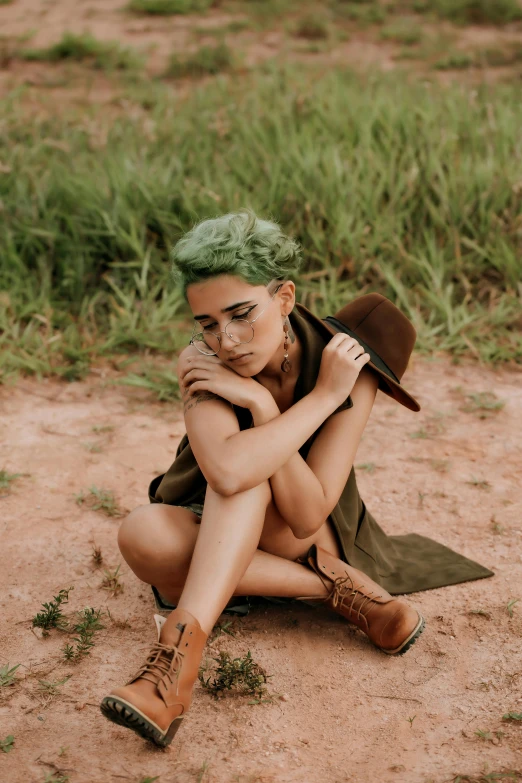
[219, 331, 240, 352]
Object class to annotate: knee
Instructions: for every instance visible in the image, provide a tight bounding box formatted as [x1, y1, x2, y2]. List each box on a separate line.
[117, 505, 192, 575]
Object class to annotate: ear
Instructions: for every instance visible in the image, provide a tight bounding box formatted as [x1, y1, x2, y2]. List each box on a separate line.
[276, 280, 295, 317]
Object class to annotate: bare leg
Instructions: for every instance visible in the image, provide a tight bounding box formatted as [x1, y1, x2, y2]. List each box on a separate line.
[119, 487, 333, 638]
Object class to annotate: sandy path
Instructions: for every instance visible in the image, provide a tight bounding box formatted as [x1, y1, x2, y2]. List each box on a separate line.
[1, 355, 521, 783]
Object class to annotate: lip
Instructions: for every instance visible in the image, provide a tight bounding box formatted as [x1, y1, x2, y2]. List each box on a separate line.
[228, 353, 252, 364]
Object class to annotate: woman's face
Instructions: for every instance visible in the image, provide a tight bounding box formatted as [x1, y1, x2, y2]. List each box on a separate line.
[186, 275, 293, 376]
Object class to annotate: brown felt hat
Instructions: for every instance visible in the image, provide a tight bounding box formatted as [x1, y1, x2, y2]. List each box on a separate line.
[295, 294, 421, 412]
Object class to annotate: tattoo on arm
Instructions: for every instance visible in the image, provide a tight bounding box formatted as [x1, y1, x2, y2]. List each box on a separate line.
[183, 390, 224, 413]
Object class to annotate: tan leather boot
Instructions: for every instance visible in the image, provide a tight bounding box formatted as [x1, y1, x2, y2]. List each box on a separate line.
[296, 544, 425, 655]
[100, 607, 208, 747]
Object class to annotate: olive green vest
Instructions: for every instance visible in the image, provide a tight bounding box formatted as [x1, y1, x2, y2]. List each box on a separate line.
[149, 303, 494, 595]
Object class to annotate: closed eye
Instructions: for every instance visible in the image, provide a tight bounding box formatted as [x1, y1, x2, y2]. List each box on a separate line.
[202, 305, 256, 330]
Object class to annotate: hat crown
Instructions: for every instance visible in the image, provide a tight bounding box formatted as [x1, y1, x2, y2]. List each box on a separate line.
[332, 293, 416, 381]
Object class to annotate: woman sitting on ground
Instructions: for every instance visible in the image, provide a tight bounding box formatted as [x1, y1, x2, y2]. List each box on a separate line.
[100, 209, 493, 748]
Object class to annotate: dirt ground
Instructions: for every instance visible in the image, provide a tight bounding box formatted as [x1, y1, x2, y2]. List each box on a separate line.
[1, 354, 521, 783]
[3, 0, 522, 109]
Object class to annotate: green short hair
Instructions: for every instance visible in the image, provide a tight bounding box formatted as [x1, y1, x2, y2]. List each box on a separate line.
[171, 208, 303, 300]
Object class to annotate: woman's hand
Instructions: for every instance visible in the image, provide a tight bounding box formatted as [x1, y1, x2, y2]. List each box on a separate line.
[316, 333, 371, 403]
[178, 349, 265, 410]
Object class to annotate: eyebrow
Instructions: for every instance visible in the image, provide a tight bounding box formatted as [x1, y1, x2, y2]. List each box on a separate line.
[193, 300, 255, 321]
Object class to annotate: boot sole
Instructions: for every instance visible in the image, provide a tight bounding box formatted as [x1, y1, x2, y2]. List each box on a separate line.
[380, 612, 426, 656]
[100, 695, 183, 748]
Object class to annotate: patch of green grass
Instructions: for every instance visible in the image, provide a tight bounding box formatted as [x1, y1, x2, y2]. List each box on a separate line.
[0, 469, 22, 491]
[380, 22, 423, 46]
[127, 0, 213, 13]
[293, 14, 330, 40]
[117, 367, 180, 402]
[502, 711, 522, 721]
[431, 0, 522, 25]
[333, 2, 386, 25]
[75, 486, 124, 517]
[20, 32, 142, 71]
[461, 391, 506, 415]
[2, 67, 522, 371]
[0, 663, 21, 687]
[62, 608, 105, 662]
[434, 52, 474, 70]
[32, 588, 73, 635]
[166, 41, 234, 77]
[0, 735, 14, 754]
[199, 650, 271, 697]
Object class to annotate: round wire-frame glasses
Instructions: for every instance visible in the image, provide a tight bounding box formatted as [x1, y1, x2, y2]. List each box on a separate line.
[190, 281, 284, 356]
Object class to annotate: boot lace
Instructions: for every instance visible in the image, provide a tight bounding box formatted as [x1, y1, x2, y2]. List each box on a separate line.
[321, 573, 377, 623]
[134, 642, 185, 696]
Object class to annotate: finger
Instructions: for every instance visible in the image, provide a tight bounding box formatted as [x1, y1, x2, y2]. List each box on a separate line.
[184, 368, 211, 382]
[187, 380, 208, 395]
[354, 352, 371, 364]
[345, 342, 365, 357]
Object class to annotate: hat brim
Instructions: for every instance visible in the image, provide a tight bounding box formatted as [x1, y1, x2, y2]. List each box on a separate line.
[295, 302, 421, 413]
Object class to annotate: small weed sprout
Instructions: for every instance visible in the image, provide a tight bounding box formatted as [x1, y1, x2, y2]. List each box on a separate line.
[0, 663, 21, 687]
[199, 650, 270, 698]
[466, 476, 491, 490]
[502, 711, 522, 721]
[475, 728, 494, 741]
[406, 715, 416, 727]
[36, 676, 72, 708]
[100, 564, 124, 596]
[356, 462, 377, 473]
[63, 608, 105, 662]
[490, 515, 505, 534]
[32, 588, 73, 635]
[43, 774, 70, 783]
[506, 598, 519, 618]
[211, 620, 236, 639]
[461, 391, 506, 417]
[92, 425, 114, 434]
[91, 544, 103, 567]
[0, 735, 14, 753]
[468, 609, 492, 619]
[0, 469, 22, 491]
[75, 486, 124, 517]
[138, 777, 160, 783]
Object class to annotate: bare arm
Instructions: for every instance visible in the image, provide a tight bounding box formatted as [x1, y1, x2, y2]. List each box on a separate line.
[178, 345, 342, 498]
[192, 385, 341, 497]
[250, 367, 378, 538]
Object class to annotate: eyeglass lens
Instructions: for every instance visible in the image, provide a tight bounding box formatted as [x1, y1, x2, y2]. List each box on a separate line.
[192, 319, 254, 355]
